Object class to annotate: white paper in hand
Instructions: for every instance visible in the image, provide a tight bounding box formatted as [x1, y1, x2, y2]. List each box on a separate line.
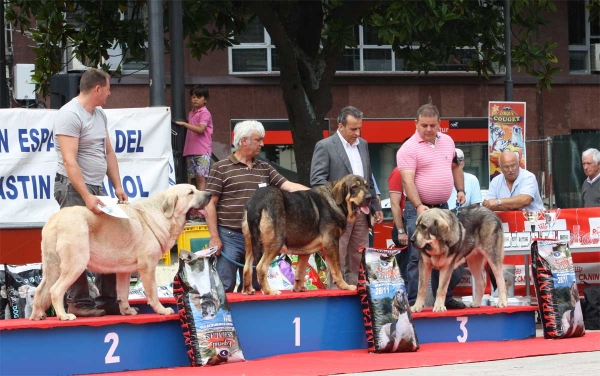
[96, 196, 129, 218]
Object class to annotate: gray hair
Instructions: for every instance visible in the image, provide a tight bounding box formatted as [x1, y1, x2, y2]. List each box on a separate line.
[582, 148, 600, 164]
[337, 106, 363, 126]
[232, 120, 265, 149]
[416, 103, 440, 120]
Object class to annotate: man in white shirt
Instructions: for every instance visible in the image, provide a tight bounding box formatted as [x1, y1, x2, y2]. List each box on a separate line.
[483, 151, 544, 211]
[447, 148, 482, 210]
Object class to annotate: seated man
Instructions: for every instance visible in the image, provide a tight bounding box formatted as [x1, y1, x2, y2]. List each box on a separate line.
[447, 148, 482, 211]
[483, 151, 544, 211]
[581, 148, 600, 208]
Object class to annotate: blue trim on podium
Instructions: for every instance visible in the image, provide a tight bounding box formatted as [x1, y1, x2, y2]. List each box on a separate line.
[0, 291, 537, 376]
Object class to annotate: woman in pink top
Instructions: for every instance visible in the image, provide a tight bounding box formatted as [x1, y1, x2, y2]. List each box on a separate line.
[176, 84, 213, 191]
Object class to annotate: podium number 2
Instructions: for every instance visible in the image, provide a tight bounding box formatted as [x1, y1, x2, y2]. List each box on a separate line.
[293, 317, 300, 346]
[456, 317, 468, 343]
[105, 332, 121, 364]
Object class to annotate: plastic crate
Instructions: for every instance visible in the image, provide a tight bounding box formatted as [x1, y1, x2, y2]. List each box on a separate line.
[177, 224, 211, 255]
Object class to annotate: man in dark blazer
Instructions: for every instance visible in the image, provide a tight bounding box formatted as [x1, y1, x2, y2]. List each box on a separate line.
[310, 106, 382, 287]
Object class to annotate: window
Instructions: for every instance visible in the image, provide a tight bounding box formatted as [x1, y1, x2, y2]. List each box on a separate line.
[229, 18, 279, 73]
[568, 0, 600, 73]
[230, 21, 484, 74]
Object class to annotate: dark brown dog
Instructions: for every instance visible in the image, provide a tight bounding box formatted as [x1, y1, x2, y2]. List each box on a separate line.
[410, 206, 508, 312]
[241, 174, 372, 295]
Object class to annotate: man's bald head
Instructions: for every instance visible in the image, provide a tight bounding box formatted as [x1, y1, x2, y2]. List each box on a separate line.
[499, 151, 520, 182]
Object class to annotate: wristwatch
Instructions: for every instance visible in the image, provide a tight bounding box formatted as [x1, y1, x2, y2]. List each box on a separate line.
[397, 229, 406, 234]
[497, 199, 502, 206]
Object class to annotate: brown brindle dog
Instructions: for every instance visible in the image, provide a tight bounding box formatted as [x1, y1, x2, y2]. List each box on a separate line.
[241, 174, 372, 295]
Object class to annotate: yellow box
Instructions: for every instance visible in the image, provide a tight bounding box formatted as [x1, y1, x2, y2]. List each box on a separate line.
[177, 224, 211, 254]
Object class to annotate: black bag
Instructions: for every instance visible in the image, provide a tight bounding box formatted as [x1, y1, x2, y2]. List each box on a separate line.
[581, 282, 600, 330]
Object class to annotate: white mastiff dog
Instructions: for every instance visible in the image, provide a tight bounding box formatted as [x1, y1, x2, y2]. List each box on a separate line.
[30, 184, 211, 321]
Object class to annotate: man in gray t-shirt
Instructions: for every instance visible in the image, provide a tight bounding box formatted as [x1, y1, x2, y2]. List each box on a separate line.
[53, 69, 128, 318]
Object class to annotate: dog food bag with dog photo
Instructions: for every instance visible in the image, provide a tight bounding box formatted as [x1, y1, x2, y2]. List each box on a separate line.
[531, 241, 585, 339]
[267, 258, 294, 291]
[4, 263, 45, 320]
[358, 247, 419, 353]
[173, 249, 245, 366]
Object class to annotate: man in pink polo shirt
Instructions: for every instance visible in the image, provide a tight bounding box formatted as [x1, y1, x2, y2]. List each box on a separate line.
[397, 103, 466, 310]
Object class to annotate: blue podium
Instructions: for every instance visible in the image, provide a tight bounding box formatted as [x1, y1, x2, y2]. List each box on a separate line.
[0, 291, 537, 376]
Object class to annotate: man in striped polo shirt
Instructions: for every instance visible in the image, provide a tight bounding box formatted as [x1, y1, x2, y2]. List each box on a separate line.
[205, 120, 308, 292]
[397, 103, 467, 310]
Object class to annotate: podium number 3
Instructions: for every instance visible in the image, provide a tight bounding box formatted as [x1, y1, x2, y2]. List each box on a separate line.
[105, 332, 121, 364]
[456, 317, 468, 342]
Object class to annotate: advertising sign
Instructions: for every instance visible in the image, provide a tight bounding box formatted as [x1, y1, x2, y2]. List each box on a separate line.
[488, 101, 526, 183]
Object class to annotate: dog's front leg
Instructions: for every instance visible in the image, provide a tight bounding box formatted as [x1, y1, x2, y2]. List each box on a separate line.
[433, 266, 453, 312]
[138, 267, 174, 315]
[411, 255, 431, 313]
[292, 254, 310, 292]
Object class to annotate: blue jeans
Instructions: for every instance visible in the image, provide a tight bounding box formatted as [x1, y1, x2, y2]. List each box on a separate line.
[215, 226, 261, 293]
[404, 201, 463, 304]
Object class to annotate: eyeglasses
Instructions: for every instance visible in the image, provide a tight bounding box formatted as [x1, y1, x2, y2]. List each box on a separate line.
[501, 164, 519, 171]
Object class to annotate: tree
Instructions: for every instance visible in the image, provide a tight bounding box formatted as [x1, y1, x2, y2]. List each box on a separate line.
[6, 0, 567, 185]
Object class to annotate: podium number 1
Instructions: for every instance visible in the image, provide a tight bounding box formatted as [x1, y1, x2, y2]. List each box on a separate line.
[105, 332, 121, 364]
[293, 317, 301, 346]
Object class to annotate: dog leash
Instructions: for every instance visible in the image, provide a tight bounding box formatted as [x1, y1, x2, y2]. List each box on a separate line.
[220, 251, 285, 268]
[455, 202, 462, 216]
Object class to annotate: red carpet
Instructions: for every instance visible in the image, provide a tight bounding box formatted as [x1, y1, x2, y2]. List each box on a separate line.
[86, 331, 600, 376]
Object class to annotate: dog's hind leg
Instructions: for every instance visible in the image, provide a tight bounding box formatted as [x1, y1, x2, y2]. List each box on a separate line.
[30, 251, 59, 320]
[50, 259, 86, 321]
[292, 255, 310, 292]
[241, 213, 256, 295]
[138, 266, 174, 315]
[486, 259, 508, 308]
[466, 254, 486, 308]
[255, 209, 284, 295]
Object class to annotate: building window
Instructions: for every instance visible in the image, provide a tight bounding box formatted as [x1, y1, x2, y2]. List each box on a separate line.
[568, 0, 600, 73]
[229, 21, 483, 74]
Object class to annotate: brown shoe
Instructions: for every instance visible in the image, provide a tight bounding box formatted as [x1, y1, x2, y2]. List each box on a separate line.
[67, 304, 106, 317]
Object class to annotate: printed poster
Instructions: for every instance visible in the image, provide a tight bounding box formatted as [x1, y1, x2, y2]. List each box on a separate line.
[488, 101, 526, 183]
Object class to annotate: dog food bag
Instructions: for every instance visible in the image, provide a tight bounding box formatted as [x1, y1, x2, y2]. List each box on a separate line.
[358, 247, 419, 353]
[267, 257, 294, 291]
[1, 265, 8, 320]
[4, 264, 44, 319]
[531, 241, 585, 339]
[288, 255, 324, 290]
[173, 248, 245, 366]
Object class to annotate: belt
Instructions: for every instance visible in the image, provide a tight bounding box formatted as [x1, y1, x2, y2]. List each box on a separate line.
[55, 174, 67, 183]
[422, 203, 446, 209]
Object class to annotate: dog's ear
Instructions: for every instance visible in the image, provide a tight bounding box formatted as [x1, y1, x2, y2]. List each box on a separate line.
[331, 178, 347, 206]
[162, 194, 178, 218]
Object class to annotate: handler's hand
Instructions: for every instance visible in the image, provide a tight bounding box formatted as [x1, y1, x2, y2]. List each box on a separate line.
[114, 187, 129, 204]
[84, 195, 105, 215]
[416, 205, 428, 216]
[456, 191, 466, 205]
[373, 210, 384, 224]
[210, 237, 223, 256]
[397, 233, 408, 246]
[482, 199, 492, 209]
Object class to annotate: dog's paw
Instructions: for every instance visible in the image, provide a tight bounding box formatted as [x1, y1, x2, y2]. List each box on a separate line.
[261, 289, 281, 296]
[123, 307, 141, 315]
[58, 313, 77, 321]
[346, 284, 357, 291]
[29, 311, 47, 321]
[468, 302, 481, 308]
[432, 305, 447, 313]
[242, 288, 256, 295]
[157, 307, 174, 315]
[293, 285, 308, 292]
[495, 300, 508, 308]
[410, 305, 423, 313]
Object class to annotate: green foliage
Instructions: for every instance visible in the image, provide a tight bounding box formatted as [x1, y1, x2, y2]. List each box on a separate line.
[6, 0, 563, 97]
